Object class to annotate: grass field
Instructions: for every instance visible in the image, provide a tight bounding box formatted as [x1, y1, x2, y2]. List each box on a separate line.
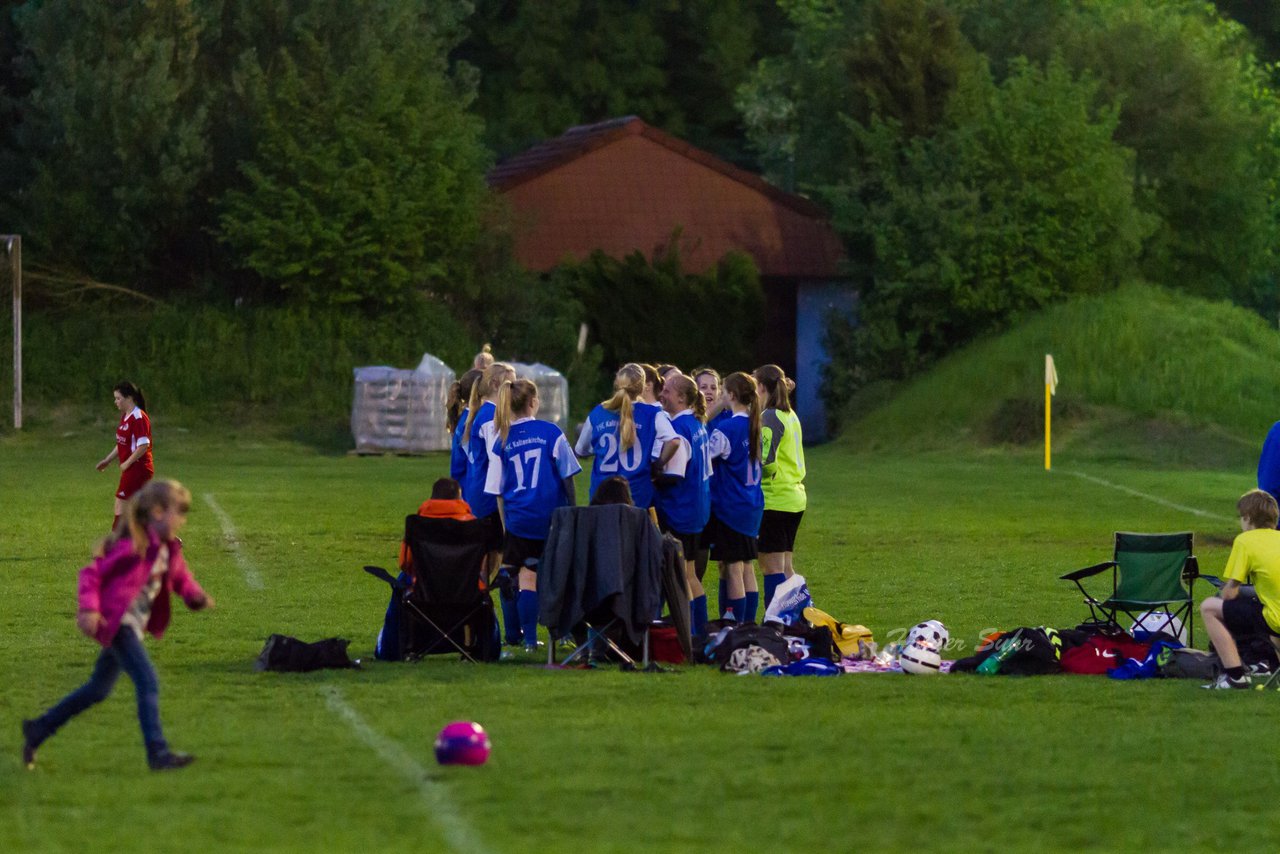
[4, 420, 1280, 853]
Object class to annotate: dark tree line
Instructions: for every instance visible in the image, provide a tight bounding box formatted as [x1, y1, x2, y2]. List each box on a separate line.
[2, 1, 1279, 420]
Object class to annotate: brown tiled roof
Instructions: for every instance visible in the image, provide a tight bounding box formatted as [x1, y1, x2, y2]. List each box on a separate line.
[487, 117, 847, 278]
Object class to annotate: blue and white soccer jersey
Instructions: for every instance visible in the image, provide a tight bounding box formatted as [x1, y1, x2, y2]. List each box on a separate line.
[462, 401, 499, 519]
[655, 410, 711, 536]
[449, 408, 469, 483]
[574, 400, 676, 508]
[485, 418, 582, 540]
[708, 412, 764, 537]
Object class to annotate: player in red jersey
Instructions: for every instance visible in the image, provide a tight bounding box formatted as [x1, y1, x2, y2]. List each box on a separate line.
[96, 381, 154, 531]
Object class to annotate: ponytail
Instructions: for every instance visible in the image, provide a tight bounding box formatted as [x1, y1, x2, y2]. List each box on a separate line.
[752, 364, 791, 413]
[113, 380, 146, 413]
[496, 379, 538, 446]
[667, 374, 704, 421]
[463, 362, 515, 443]
[724, 372, 762, 464]
[603, 363, 644, 450]
[447, 368, 483, 433]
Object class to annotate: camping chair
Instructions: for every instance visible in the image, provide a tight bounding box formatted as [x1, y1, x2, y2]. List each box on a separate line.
[364, 514, 499, 663]
[538, 504, 666, 670]
[1060, 531, 1199, 646]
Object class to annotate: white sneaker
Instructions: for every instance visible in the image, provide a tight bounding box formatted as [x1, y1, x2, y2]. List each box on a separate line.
[1202, 672, 1250, 690]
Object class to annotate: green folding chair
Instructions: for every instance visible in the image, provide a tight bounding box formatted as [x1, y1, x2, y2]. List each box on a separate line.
[1060, 532, 1200, 646]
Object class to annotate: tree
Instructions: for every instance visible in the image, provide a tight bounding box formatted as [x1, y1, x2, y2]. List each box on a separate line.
[1055, 0, 1280, 311]
[215, 0, 491, 307]
[8, 0, 210, 286]
[460, 0, 790, 168]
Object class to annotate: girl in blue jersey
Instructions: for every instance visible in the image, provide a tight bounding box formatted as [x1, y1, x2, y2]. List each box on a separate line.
[656, 374, 713, 636]
[462, 361, 518, 641]
[484, 379, 582, 652]
[446, 368, 483, 484]
[575, 363, 678, 509]
[693, 366, 728, 613]
[707, 372, 764, 622]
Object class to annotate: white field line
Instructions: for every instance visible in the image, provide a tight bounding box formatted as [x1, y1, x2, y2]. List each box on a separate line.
[201, 494, 265, 590]
[1059, 470, 1235, 523]
[323, 686, 492, 854]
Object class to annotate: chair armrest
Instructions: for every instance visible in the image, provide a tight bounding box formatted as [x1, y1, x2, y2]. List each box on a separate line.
[1060, 561, 1117, 582]
[1182, 555, 1200, 582]
[363, 565, 409, 590]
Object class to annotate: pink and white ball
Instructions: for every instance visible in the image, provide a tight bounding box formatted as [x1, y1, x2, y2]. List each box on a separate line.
[434, 721, 492, 766]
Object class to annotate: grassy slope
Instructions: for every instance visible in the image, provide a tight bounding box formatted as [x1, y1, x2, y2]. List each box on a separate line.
[841, 283, 1279, 464]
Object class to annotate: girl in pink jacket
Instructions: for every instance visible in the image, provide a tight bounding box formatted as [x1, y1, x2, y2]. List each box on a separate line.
[22, 479, 214, 771]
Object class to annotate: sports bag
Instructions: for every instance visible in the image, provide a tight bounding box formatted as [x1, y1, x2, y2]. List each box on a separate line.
[256, 634, 358, 672]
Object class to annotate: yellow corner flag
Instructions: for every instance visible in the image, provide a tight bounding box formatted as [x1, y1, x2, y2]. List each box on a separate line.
[1045, 354, 1057, 470]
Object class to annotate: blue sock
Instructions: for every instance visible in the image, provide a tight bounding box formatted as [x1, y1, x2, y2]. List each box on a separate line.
[744, 591, 759, 624]
[718, 577, 728, 619]
[725, 596, 746, 622]
[691, 595, 708, 637]
[762, 573, 785, 609]
[500, 595, 522, 645]
[517, 590, 539, 649]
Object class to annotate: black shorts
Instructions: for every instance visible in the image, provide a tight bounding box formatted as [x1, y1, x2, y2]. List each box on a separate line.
[1223, 595, 1280, 640]
[758, 509, 804, 553]
[668, 530, 700, 562]
[502, 534, 546, 571]
[476, 512, 505, 552]
[708, 515, 758, 564]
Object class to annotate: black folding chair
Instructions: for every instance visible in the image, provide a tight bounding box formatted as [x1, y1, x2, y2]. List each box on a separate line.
[1060, 531, 1199, 646]
[364, 514, 499, 663]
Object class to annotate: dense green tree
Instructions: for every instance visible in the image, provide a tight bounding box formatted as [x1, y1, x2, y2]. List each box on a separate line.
[460, 0, 789, 166]
[216, 0, 492, 307]
[8, 0, 210, 286]
[828, 57, 1151, 392]
[1057, 0, 1280, 310]
[738, 0, 972, 193]
[1213, 0, 1280, 63]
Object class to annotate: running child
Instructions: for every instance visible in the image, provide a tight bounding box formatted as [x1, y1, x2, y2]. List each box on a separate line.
[707, 372, 764, 622]
[484, 379, 582, 652]
[656, 374, 713, 635]
[754, 364, 807, 609]
[22, 479, 213, 771]
[96, 381, 154, 532]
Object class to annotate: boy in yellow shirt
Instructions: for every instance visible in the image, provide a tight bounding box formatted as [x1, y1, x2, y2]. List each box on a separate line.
[1200, 489, 1280, 689]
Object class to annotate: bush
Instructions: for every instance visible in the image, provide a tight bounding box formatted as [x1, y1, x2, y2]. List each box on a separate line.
[5, 296, 475, 424]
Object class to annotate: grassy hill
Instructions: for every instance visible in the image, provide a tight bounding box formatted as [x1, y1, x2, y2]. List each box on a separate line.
[839, 283, 1278, 468]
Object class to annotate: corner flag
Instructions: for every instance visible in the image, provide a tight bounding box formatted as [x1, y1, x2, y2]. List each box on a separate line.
[1045, 355, 1057, 470]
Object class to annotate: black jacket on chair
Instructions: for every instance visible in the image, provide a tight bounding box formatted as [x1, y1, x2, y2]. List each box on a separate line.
[539, 505, 663, 644]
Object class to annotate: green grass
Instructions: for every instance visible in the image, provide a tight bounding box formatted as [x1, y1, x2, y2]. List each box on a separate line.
[844, 283, 1280, 453]
[3, 422, 1277, 853]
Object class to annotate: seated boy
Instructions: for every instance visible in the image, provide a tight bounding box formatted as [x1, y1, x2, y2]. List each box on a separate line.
[397, 478, 474, 574]
[1199, 489, 1280, 689]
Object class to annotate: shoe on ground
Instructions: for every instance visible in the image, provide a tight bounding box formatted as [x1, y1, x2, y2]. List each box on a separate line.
[21, 719, 39, 770]
[1202, 673, 1251, 690]
[149, 751, 196, 771]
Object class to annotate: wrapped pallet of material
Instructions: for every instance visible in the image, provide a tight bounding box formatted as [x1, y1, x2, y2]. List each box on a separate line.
[351, 355, 456, 453]
[512, 361, 570, 433]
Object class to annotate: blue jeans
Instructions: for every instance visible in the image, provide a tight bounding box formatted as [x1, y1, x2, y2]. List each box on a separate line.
[31, 627, 167, 755]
